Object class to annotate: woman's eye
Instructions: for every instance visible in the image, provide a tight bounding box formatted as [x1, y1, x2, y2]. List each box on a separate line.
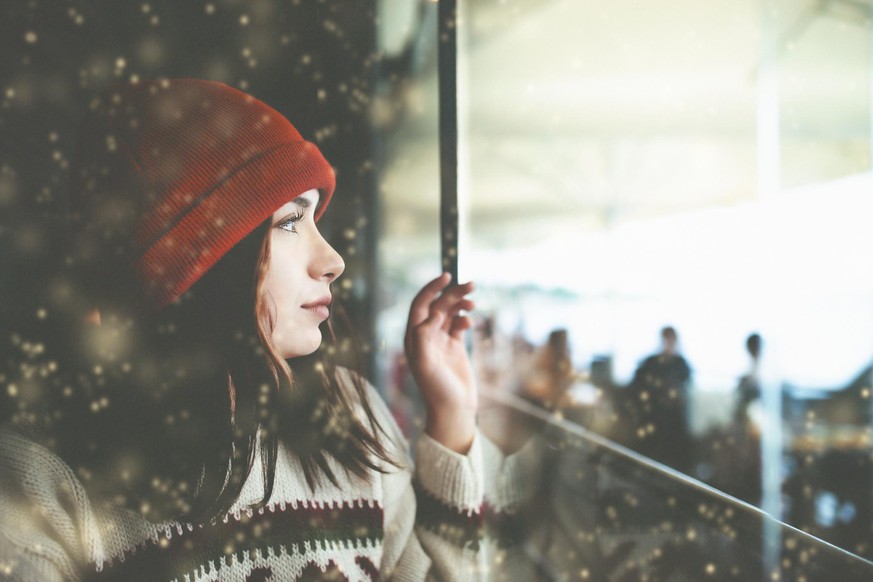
[277, 213, 303, 233]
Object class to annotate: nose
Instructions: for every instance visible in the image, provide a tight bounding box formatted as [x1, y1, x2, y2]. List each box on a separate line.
[311, 230, 345, 283]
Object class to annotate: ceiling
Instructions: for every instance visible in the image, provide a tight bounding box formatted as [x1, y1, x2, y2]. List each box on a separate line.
[376, 0, 872, 253]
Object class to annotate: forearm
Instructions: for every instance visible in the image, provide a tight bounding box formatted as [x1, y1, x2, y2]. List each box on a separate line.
[424, 404, 477, 455]
[386, 431, 542, 581]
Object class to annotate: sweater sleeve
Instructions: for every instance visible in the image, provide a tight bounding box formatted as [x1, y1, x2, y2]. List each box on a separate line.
[365, 387, 539, 581]
[0, 425, 104, 582]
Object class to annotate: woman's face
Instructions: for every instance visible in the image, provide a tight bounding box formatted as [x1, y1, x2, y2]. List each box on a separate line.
[262, 189, 345, 359]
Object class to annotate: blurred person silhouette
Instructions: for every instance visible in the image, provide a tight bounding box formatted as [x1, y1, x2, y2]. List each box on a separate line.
[624, 325, 693, 473]
[472, 314, 503, 391]
[700, 333, 763, 506]
[521, 329, 576, 410]
[727, 332, 763, 505]
[734, 332, 763, 425]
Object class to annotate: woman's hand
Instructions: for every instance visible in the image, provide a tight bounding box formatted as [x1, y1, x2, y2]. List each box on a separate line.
[404, 273, 477, 454]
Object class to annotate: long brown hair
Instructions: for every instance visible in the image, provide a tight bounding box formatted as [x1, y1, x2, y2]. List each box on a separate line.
[48, 216, 395, 524]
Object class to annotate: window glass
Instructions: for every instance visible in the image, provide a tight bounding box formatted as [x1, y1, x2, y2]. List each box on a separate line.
[376, 0, 873, 566]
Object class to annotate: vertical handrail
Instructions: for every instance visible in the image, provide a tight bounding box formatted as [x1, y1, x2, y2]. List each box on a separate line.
[757, 0, 782, 571]
[437, 0, 459, 282]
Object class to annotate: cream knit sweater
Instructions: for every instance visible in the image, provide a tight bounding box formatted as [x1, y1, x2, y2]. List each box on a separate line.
[0, 376, 534, 581]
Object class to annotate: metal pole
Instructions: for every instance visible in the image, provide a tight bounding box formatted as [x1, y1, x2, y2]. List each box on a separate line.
[438, 0, 459, 282]
[757, 0, 783, 574]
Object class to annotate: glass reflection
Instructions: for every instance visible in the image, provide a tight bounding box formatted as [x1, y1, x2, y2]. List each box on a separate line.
[376, 0, 873, 568]
[478, 391, 873, 581]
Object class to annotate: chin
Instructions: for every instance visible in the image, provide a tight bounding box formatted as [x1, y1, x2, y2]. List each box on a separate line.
[275, 331, 323, 360]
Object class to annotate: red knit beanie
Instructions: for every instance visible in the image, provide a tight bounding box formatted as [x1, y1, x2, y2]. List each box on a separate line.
[69, 78, 335, 310]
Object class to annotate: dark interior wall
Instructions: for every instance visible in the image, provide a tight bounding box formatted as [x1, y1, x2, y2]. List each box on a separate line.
[0, 0, 384, 419]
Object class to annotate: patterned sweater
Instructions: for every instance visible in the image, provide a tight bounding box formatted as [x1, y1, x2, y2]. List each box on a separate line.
[0, 379, 533, 581]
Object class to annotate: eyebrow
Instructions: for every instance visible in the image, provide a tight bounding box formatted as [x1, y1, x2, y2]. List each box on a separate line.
[293, 195, 317, 209]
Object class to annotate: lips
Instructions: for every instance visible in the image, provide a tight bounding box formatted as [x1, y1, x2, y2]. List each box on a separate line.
[301, 296, 331, 320]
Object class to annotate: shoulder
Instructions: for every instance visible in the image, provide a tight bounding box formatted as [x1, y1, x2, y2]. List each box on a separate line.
[334, 367, 411, 463]
[0, 423, 102, 578]
[1, 423, 72, 478]
[641, 354, 659, 366]
[334, 368, 397, 429]
[334, 366, 381, 416]
[0, 423, 84, 505]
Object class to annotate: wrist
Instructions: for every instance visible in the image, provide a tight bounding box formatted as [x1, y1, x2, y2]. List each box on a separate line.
[425, 406, 477, 454]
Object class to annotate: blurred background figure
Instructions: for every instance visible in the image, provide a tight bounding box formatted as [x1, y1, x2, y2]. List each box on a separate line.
[521, 328, 577, 410]
[622, 326, 693, 473]
[735, 332, 763, 426]
[701, 332, 764, 506]
[728, 332, 764, 505]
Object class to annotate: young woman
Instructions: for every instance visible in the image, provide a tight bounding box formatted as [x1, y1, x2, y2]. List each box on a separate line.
[0, 79, 523, 581]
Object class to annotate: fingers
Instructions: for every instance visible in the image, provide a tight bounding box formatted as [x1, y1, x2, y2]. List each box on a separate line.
[408, 274, 474, 326]
[407, 273, 451, 331]
[424, 280, 474, 333]
[405, 274, 476, 346]
[413, 296, 474, 334]
[431, 281, 474, 318]
[449, 314, 473, 340]
[441, 298, 475, 333]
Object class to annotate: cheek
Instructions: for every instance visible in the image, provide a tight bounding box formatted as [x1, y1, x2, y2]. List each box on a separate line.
[262, 235, 323, 357]
[264, 248, 300, 309]
[265, 233, 308, 289]
[263, 265, 303, 344]
[265, 273, 298, 328]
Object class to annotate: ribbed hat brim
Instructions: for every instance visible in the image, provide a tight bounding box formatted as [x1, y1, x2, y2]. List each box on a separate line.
[136, 140, 335, 310]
